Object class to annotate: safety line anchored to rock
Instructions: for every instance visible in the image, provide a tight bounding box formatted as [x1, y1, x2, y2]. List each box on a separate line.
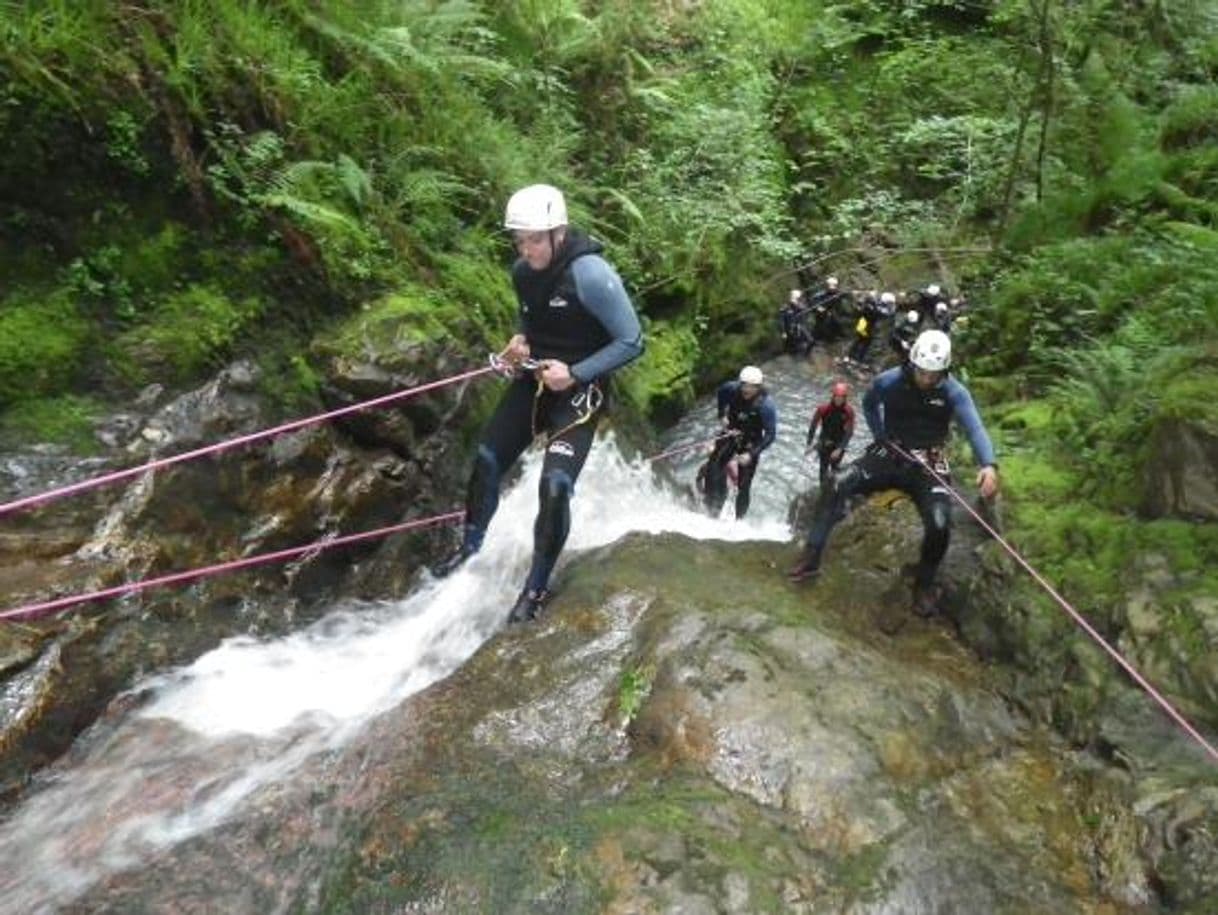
[889, 441, 1218, 766]
[0, 510, 466, 623]
[0, 365, 497, 518]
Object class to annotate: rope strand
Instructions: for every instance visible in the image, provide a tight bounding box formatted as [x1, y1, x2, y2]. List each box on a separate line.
[0, 365, 495, 518]
[887, 441, 1218, 765]
[0, 510, 465, 623]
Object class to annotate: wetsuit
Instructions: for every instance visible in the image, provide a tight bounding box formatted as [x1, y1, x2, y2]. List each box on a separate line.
[703, 381, 778, 519]
[806, 400, 855, 485]
[779, 301, 808, 354]
[453, 228, 643, 596]
[799, 365, 995, 589]
[847, 299, 881, 364]
[889, 318, 920, 364]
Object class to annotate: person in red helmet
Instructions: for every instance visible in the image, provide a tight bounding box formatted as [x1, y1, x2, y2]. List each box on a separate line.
[805, 380, 855, 486]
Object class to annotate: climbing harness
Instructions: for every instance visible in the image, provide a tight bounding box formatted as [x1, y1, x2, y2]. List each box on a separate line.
[531, 377, 604, 445]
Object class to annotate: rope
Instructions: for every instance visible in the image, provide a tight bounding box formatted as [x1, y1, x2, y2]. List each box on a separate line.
[0, 365, 496, 518]
[0, 510, 465, 624]
[645, 431, 738, 464]
[887, 441, 1218, 765]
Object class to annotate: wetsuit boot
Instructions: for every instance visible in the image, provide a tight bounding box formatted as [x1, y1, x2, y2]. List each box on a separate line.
[787, 544, 822, 583]
[507, 587, 551, 624]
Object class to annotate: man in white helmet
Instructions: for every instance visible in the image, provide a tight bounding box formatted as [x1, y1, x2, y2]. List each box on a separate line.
[808, 274, 847, 344]
[913, 282, 948, 324]
[433, 184, 644, 623]
[779, 288, 810, 355]
[788, 329, 999, 617]
[698, 365, 778, 519]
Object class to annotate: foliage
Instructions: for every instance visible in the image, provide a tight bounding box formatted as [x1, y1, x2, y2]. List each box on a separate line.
[0, 290, 90, 407]
[113, 284, 265, 385]
[0, 394, 99, 453]
[614, 320, 699, 423]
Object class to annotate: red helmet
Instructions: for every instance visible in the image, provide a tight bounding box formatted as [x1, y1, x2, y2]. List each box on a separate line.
[832, 381, 849, 399]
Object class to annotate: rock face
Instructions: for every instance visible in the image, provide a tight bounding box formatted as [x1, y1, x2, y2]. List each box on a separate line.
[0, 358, 475, 797]
[1143, 418, 1218, 521]
[40, 536, 1163, 914]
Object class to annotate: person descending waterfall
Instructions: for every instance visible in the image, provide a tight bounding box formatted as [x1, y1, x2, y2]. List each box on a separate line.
[805, 381, 855, 486]
[787, 330, 999, 617]
[432, 184, 644, 623]
[698, 366, 777, 519]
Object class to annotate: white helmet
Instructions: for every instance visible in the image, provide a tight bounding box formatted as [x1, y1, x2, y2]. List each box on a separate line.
[910, 330, 952, 371]
[935, 301, 949, 316]
[880, 291, 896, 305]
[739, 365, 764, 385]
[905, 309, 920, 324]
[926, 283, 941, 297]
[826, 276, 839, 288]
[789, 288, 802, 301]
[503, 184, 568, 231]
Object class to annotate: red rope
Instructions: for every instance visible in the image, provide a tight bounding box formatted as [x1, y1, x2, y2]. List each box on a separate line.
[888, 441, 1218, 765]
[646, 431, 737, 463]
[0, 365, 496, 518]
[0, 510, 465, 623]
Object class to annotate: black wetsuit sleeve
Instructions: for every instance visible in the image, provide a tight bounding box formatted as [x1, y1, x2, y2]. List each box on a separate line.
[568, 256, 644, 383]
[806, 407, 821, 447]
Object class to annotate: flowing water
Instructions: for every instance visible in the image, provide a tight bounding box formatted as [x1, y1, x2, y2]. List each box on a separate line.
[0, 355, 842, 912]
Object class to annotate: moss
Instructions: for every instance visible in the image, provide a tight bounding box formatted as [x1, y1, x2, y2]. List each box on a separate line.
[1155, 368, 1218, 435]
[316, 287, 452, 361]
[112, 283, 265, 385]
[0, 289, 90, 406]
[1000, 451, 1080, 504]
[614, 320, 699, 423]
[1160, 84, 1218, 151]
[0, 394, 100, 452]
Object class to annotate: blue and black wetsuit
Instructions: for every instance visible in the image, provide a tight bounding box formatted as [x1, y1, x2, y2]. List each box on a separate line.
[800, 365, 995, 588]
[457, 228, 643, 594]
[703, 380, 778, 519]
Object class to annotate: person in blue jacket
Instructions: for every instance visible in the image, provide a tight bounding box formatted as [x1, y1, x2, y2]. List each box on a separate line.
[699, 365, 778, 519]
[432, 184, 644, 623]
[787, 330, 999, 616]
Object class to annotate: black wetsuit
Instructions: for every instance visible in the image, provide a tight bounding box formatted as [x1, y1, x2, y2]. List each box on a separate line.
[799, 365, 996, 589]
[456, 229, 643, 594]
[806, 400, 855, 485]
[702, 381, 778, 519]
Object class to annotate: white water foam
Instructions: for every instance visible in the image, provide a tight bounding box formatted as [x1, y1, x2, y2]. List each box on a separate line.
[0, 432, 794, 913]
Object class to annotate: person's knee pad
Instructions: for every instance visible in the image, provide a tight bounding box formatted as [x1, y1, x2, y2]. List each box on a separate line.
[536, 468, 573, 555]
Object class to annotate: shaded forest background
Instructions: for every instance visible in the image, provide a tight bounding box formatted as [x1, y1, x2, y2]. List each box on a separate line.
[3, 0, 1218, 732]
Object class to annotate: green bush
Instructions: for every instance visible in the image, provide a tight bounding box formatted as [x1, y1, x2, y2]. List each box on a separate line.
[113, 284, 264, 384]
[0, 291, 90, 406]
[615, 320, 699, 422]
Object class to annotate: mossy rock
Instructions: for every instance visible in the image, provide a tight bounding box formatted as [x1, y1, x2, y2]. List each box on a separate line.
[0, 289, 90, 407]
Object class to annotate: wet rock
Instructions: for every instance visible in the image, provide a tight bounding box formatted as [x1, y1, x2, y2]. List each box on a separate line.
[1142, 417, 1218, 520]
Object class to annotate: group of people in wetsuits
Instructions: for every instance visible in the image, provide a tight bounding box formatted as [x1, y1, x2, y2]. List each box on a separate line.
[432, 183, 999, 625]
[780, 277, 968, 370]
